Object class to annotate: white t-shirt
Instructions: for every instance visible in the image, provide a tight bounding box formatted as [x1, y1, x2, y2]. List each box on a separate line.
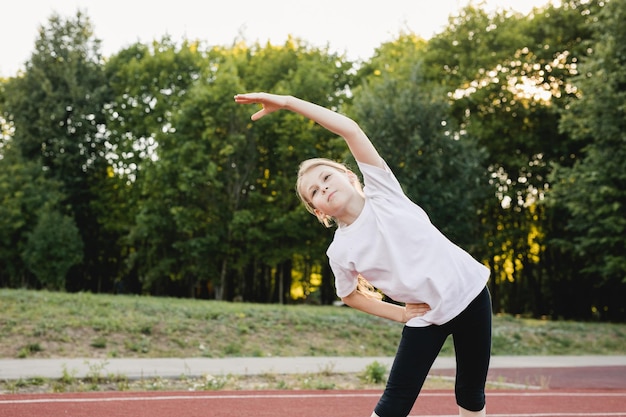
[327, 161, 490, 327]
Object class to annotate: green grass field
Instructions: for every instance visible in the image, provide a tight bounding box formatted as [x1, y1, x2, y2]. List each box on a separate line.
[2, 288, 625, 360]
[1, 288, 625, 394]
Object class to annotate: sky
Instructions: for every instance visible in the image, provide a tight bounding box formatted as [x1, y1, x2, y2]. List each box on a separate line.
[1, 0, 555, 77]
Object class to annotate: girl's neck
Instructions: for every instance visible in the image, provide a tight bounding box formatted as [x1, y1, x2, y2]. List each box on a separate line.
[335, 196, 365, 226]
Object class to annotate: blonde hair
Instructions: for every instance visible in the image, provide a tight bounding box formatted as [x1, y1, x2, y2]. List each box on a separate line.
[295, 158, 362, 228]
[357, 275, 383, 300]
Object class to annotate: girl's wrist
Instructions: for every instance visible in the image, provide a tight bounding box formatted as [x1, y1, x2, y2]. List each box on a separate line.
[399, 306, 408, 323]
[282, 95, 294, 111]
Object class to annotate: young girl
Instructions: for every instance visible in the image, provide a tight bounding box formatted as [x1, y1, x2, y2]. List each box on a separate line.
[234, 92, 492, 417]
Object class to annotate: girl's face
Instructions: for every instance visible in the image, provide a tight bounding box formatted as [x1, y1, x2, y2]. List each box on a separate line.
[299, 164, 359, 222]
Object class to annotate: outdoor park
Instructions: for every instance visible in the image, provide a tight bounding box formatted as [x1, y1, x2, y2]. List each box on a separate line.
[1, 0, 625, 416]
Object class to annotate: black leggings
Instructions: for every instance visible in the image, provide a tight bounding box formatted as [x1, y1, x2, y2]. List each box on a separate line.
[374, 286, 492, 417]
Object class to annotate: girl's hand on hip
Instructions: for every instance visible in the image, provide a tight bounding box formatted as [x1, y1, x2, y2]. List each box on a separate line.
[403, 303, 431, 322]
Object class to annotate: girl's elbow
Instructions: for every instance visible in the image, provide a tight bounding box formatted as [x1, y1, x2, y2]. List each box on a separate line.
[341, 290, 359, 306]
[346, 119, 366, 138]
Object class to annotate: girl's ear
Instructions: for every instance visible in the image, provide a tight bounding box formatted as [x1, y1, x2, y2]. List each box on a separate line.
[346, 170, 359, 183]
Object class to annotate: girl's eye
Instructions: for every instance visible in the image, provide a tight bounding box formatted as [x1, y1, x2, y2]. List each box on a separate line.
[311, 189, 317, 197]
[324, 174, 330, 181]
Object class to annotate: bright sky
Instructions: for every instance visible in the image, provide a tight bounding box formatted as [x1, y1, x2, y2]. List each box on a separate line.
[1, 0, 554, 77]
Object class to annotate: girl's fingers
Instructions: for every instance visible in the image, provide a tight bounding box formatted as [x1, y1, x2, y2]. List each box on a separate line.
[406, 303, 431, 315]
[234, 96, 255, 104]
[234, 93, 264, 103]
[251, 109, 267, 120]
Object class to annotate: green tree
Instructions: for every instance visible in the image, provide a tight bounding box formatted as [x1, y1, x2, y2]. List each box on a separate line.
[1, 11, 113, 292]
[549, 0, 626, 320]
[22, 209, 83, 290]
[352, 33, 489, 253]
[235, 39, 354, 303]
[104, 37, 208, 295]
[418, 1, 606, 316]
[418, 6, 546, 315]
[131, 38, 354, 302]
[0, 147, 66, 288]
[127, 66, 226, 297]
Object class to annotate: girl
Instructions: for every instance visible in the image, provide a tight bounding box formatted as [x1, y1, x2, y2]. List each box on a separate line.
[234, 92, 492, 417]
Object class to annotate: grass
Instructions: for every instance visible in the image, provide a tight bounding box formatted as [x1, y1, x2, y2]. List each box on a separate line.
[1, 288, 624, 394]
[1, 288, 625, 359]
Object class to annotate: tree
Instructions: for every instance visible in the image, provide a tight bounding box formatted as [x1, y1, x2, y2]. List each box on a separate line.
[0, 146, 66, 288]
[352, 34, 489, 253]
[549, 0, 626, 320]
[130, 38, 355, 302]
[416, 1, 606, 316]
[22, 209, 83, 290]
[104, 37, 209, 296]
[1, 11, 113, 292]
[126, 57, 226, 297]
[418, 6, 549, 315]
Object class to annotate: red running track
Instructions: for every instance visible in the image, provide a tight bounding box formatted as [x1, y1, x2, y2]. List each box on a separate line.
[1, 389, 625, 417]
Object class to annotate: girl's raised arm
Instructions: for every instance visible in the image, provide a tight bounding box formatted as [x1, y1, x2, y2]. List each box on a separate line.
[235, 92, 383, 169]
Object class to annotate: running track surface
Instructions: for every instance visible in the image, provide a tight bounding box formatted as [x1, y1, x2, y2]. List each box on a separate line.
[1, 389, 625, 417]
[2, 366, 625, 417]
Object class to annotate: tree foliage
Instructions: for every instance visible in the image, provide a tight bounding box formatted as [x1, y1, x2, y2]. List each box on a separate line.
[352, 34, 489, 250]
[22, 209, 83, 290]
[1, 11, 113, 292]
[549, 0, 626, 320]
[0, 147, 66, 288]
[412, 0, 611, 318]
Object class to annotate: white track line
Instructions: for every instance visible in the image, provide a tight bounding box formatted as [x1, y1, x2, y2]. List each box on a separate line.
[1, 391, 624, 405]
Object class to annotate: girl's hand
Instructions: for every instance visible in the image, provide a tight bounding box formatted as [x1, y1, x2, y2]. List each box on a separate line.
[234, 92, 289, 121]
[402, 302, 431, 322]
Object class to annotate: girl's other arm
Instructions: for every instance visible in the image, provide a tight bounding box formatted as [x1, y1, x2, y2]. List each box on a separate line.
[235, 93, 384, 169]
[341, 289, 430, 323]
